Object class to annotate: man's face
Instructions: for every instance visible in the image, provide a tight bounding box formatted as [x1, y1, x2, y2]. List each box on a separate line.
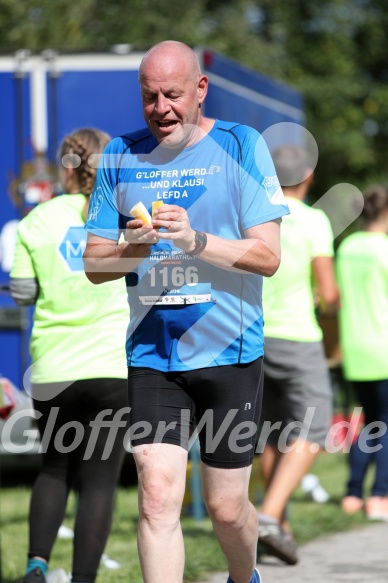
[140, 59, 208, 149]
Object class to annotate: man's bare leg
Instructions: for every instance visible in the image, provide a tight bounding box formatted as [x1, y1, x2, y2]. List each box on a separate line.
[260, 445, 281, 486]
[133, 443, 188, 583]
[260, 438, 320, 525]
[202, 464, 258, 583]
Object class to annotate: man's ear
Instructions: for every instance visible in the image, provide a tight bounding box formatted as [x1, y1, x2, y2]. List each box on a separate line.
[197, 74, 208, 104]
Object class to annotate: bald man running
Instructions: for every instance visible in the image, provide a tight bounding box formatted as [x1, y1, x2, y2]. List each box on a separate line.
[84, 40, 289, 583]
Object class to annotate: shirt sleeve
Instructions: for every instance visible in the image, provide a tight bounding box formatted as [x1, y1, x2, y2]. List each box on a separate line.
[9, 220, 39, 305]
[10, 222, 36, 279]
[9, 277, 39, 305]
[237, 127, 290, 230]
[85, 140, 123, 241]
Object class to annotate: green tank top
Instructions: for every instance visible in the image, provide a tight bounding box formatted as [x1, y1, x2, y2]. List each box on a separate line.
[11, 194, 129, 383]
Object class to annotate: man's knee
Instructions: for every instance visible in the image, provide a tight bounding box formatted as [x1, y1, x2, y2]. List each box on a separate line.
[139, 470, 183, 520]
[205, 490, 248, 529]
[135, 444, 187, 523]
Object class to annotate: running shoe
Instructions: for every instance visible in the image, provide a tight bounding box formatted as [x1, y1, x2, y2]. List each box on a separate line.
[20, 568, 46, 583]
[258, 514, 298, 565]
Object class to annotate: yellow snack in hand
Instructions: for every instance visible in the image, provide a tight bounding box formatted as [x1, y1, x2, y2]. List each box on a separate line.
[129, 202, 152, 225]
[152, 200, 165, 217]
[151, 201, 165, 230]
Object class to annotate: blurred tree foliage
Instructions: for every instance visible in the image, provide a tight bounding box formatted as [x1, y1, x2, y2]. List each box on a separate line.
[0, 0, 387, 199]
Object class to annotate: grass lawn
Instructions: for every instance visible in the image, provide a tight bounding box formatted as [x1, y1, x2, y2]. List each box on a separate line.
[0, 450, 372, 583]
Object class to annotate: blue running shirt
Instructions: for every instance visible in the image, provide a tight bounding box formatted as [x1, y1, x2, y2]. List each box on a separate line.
[86, 120, 289, 371]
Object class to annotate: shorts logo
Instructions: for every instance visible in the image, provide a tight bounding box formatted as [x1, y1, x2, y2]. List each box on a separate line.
[264, 176, 285, 206]
[244, 402, 251, 410]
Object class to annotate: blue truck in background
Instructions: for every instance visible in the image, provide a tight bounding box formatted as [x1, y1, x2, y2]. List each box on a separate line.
[0, 47, 305, 391]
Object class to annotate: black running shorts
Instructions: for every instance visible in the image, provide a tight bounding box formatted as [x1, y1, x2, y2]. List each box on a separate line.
[127, 358, 263, 469]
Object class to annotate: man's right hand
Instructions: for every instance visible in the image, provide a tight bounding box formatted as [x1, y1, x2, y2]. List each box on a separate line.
[125, 219, 159, 256]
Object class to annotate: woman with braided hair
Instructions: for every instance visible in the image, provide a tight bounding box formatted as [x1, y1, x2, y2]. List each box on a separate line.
[10, 128, 129, 583]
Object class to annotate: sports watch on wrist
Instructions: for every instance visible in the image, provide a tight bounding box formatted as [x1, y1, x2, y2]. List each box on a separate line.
[188, 230, 207, 256]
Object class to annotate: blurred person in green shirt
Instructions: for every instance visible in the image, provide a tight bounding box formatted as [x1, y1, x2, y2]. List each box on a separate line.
[257, 145, 339, 564]
[336, 184, 388, 521]
[10, 128, 129, 583]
